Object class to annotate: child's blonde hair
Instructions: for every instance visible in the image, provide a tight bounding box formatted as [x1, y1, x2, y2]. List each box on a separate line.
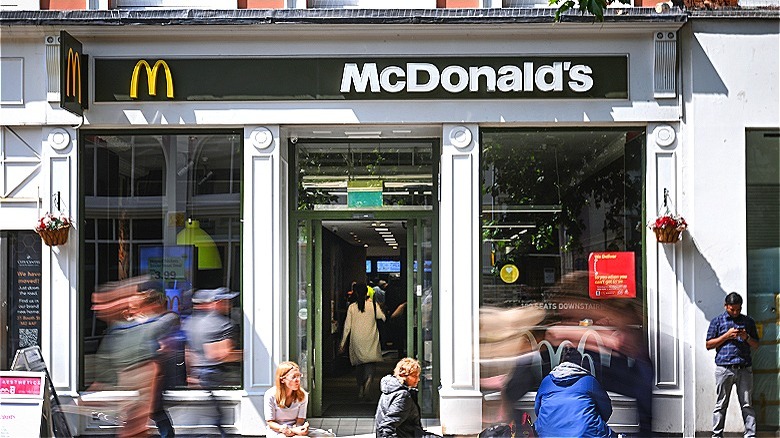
[393, 357, 421, 380]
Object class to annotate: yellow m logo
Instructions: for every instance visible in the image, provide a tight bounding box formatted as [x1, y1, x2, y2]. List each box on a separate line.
[130, 60, 174, 99]
[66, 48, 81, 104]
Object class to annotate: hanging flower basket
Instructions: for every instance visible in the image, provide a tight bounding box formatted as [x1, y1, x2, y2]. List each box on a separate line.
[649, 214, 687, 244]
[35, 212, 71, 246]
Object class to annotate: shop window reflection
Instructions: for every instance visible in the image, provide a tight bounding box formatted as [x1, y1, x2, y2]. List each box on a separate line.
[479, 128, 649, 435]
[80, 132, 243, 391]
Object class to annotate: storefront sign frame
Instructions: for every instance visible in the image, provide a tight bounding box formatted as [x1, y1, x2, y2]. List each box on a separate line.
[94, 55, 629, 102]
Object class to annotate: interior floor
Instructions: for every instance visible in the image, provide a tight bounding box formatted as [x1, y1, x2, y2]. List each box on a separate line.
[321, 351, 398, 417]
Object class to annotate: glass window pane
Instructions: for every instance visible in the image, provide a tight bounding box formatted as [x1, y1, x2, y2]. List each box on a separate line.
[296, 141, 435, 210]
[480, 128, 650, 433]
[81, 132, 243, 391]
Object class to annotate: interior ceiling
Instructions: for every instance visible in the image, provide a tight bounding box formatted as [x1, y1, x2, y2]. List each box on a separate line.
[323, 220, 406, 256]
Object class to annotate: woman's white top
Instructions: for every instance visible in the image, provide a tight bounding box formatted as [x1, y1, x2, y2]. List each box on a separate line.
[264, 386, 308, 427]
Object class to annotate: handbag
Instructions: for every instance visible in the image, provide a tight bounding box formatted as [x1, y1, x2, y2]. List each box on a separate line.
[517, 411, 537, 438]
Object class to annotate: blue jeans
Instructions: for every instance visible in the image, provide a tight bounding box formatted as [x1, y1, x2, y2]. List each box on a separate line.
[713, 365, 756, 438]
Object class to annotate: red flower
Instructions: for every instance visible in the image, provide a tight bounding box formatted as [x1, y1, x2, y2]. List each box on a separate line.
[649, 214, 687, 231]
[35, 212, 71, 232]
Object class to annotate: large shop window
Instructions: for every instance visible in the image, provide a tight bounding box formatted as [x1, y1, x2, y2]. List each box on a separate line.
[80, 132, 243, 391]
[479, 129, 652, 432]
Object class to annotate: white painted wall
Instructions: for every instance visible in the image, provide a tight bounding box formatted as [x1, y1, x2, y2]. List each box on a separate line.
[680, 18, 780, 435]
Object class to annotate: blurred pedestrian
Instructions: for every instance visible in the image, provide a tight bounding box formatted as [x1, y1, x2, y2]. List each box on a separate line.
[183, 287, 242, 437]
[706, 292, 760, 438]
[339, 282, 385, 399]
[142, 287, 182, 438]
[90, 276, 178, 437]
[534, 347, 612, 438]
[375, 357, 440, 438]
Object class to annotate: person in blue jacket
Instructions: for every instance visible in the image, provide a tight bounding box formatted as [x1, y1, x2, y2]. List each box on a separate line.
[534, 347, 613, 438]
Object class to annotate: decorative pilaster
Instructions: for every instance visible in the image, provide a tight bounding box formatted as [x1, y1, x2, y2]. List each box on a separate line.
[645, 123, 685, 432]
[241, 126, 284, 431]
[438, 125, 483, 435]
[41, 126, 78, 395]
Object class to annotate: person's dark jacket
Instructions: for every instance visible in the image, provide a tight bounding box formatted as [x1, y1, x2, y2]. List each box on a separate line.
[534, 362, 613, 438]
[375, 375, 426, 438]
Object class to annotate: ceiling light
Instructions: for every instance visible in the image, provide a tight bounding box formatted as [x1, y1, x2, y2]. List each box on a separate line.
[375, 228, 389, 232]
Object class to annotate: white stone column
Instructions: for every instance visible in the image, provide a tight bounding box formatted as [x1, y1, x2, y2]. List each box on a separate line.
[41, 126, 79, 396]
[241, 125, 286, 434]
[438, 124, 483, 435]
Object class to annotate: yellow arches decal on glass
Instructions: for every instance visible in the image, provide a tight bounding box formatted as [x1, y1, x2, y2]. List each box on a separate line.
[130, 60, 174, 99]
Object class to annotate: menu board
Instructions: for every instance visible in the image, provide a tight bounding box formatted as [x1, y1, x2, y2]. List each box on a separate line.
[8, 231, 43, 361]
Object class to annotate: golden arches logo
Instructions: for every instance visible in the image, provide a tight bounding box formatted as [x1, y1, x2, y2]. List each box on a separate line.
[130, 60, 174, 99]
[66, 48, 81, 104]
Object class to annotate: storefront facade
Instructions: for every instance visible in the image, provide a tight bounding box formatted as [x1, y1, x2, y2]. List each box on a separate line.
[1, 8, 777, 436]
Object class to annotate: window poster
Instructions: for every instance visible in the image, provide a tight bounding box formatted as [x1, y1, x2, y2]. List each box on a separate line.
[8, 232, 43, 361]
[588, 252, 636, 299]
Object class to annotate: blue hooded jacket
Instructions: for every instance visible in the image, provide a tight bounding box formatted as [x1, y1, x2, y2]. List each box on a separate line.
[534, 362, 613, 438]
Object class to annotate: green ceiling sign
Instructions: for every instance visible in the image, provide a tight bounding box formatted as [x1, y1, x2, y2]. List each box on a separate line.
[94, 56, 628, 102]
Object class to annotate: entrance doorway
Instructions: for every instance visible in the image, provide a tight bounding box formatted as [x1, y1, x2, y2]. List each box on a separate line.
[289, 138, 438, 418]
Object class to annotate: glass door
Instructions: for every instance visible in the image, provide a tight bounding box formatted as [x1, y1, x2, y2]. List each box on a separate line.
[407, 217, 437, 415]
[291, 219, 322, 415]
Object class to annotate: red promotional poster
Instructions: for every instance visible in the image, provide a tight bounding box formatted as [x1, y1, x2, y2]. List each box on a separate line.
[588, 252, 636, 299]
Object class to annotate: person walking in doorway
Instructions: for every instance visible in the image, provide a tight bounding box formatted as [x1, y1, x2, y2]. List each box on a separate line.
[706, 292, 760, 438]
[339, 282, 386, 399]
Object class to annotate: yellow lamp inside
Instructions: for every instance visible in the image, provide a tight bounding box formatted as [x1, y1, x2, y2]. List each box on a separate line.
[176, 219, 222, 270]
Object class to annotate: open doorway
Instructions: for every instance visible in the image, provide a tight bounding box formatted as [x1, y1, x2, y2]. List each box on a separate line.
[319, 220, 408, 417]
[292, 217, 436, 418]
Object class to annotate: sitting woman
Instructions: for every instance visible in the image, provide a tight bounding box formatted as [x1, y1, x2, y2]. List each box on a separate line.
[264, 361, 309, 437]
[375, 357, 441, 438]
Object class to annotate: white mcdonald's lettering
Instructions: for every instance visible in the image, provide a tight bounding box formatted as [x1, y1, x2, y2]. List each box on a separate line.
[66, 48, 81, 104]
[340, 61, 594, 94]
[130, 59, 174, 99]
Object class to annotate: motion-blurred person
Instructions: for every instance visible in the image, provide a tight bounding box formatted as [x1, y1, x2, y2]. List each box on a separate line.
[706, 292, 759, 438]
[143, 288, 182, 438]
[375, 357, 441, 438]
[339, 282, 386, 399]
[90, 276, 178, 437]
[540, 271, 653, 436]
[182, 287, 242, 437]
[534, 347, 612, 438]
[264, 361, 334, 437]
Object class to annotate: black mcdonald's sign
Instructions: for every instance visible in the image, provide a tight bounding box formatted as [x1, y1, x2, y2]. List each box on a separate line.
[60, 31, 88, 116]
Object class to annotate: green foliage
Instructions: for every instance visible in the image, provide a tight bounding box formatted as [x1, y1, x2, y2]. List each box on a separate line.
[549, 0, 631, 22]
[481, 130, 644, 274]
